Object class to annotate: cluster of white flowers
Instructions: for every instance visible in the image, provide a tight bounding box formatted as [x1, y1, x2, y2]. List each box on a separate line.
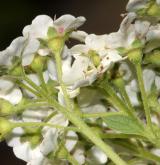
[1, 0, 160, 165]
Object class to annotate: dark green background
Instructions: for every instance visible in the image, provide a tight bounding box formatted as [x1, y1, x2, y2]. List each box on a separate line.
[0, 0, 127, 164]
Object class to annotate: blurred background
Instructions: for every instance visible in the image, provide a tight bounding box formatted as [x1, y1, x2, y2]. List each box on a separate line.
[0, 0, 127, 164]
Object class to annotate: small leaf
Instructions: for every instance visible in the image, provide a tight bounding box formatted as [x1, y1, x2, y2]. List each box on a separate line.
[103, 114, 144, 135]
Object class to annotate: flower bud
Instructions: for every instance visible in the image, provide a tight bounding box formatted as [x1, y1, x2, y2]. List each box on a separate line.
[0, 99, 14, 116]
[30, 54, 48, 73]
[147, 3, 160, 17]
[0, 118, 13, 140]
[144, 50, 160, 66]
[112, 77, 125, 89]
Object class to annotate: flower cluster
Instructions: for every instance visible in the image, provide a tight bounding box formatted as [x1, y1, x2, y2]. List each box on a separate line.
[1, 0, 160, 165]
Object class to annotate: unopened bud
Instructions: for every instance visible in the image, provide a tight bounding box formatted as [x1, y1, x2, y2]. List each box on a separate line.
[0, 99, 14, 116]
[30, 54, 48, 73]
[9, 66, 23, 76]
[0, 118, 14, 140]
[144, 50, 160, 66]
[147, 3, 160, 17]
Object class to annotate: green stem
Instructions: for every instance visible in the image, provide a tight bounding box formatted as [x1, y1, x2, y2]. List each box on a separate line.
[16, 81, 42, 97]
[135, 64, 152, 129]
[49, 100, 127, 165]
[13, 121, 79, 132]
[23, 75, 47, 98]
[82, 112, 124, 118]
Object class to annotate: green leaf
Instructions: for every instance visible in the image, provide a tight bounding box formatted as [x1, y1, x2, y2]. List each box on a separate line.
[103, 114, 144, 135]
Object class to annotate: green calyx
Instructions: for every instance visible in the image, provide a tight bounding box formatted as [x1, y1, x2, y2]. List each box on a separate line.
[0, 99, 14, 116]
[128, 48, 143, 64]
[88, 50, 101, 67]
[9, 66, 23, 76]
[48, 37, 65, 55]
[112, 77, 125, 89]
[0, 118, 14, 140]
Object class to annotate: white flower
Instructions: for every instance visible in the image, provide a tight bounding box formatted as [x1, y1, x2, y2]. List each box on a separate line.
[0, 37, 39, 67]
[0, 78, 22, 105]
[71, 34, 122, 79]
[53, 15, 86, 35]
[106, 13, 150, 49]
[7, 112, 71, 165]
[23, 14, 86, 38]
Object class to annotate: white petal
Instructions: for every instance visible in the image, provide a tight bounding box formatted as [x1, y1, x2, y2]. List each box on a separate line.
[125, 80, 139, 106]
[22, 109, 50, 122]
[151, 148, 160, 156]
[22, 39, 40, 66]
[0, 37, 26, 66]
[99, 50, 122, 73]
[89, 146, 108, 164]
[13, 142, 31, 162]
[157, 0, 160, 5]
[0, 78, 14, 94]
[40, 129, 58, 156]
[85, 34, 107, 51]
[48, 59, 58, 81]
[65, 131, 78, 152]
[7, 127, 24, 147]
[73, 145, 85, 165]
[38, 48, 51, 56]
[70, 31, 88, 42]
[134, 20, 150, 38]
[23, 15, 53, 39]
[53, 15, 86, 33]
[155, 76, 160, 90]
[143, 69, 155, 92]
[119, 62, 132, 81]
[70, 44, 89, 55]
[0, 87, 22, 105]
[146, 24, 160, 41]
